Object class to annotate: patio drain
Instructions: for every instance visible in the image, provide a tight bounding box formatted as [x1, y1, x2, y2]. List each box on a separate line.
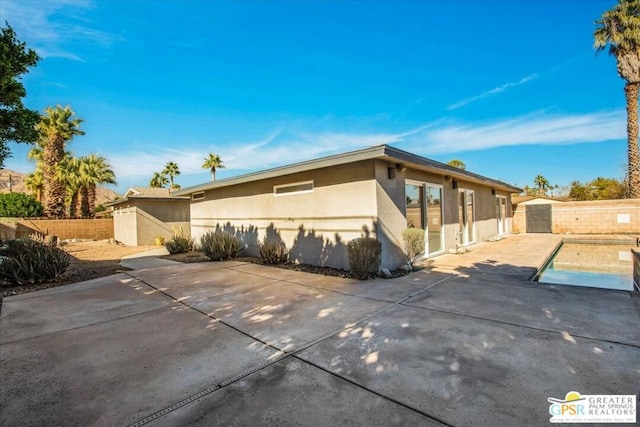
[126, 271, 454, 426]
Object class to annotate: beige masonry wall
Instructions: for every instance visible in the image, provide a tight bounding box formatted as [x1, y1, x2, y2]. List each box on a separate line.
[0, 218, 113, 240]
[513, 208, 526, 233]
[514, 199, 640, 234]
[551, 199, 640, 234]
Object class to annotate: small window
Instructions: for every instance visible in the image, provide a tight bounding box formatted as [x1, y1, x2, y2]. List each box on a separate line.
[192, 191, 205, 200]
[274, 180, 313, 196]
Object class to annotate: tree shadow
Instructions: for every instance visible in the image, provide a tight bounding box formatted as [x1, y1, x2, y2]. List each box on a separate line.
[213, 222, 259, 255]
[289, 224, 349, 269]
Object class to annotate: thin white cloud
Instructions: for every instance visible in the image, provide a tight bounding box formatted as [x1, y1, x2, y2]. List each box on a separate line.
[0, 0, 121, 60]
[412, 109, 626, 154]
[447, 73, 539, 110]
[109, 110, 625, 182]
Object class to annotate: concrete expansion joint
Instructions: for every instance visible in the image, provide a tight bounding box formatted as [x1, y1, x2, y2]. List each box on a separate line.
[121, 272, 284, 352]
[0, 305, 173, 346]
[288, 354, 456, 427]
[124, 274, 455, 427]
[402, 304, 640, 350]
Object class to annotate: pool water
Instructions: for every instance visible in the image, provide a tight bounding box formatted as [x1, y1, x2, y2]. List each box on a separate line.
[536, 242, 635, 291]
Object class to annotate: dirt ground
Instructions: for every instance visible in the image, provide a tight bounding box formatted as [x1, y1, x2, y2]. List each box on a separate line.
[1, 241, 157, 300]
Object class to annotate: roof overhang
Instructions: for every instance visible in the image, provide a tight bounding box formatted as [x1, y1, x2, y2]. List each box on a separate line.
[173, 145, 522, 196]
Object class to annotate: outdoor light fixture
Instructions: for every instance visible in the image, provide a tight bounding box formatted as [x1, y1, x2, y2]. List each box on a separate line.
[388, 167, 397, 180]
[452, 180, 458, 189]
[491, 188, 496, 195]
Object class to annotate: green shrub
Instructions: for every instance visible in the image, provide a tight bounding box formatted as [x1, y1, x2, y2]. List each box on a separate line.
[0, 238, 70, 285]
[402, 228, 425, 266]
[0, 193, 43, 217]
[259, 237, 288, 264]
[165, 227, 194, 254]
[200, 230, 241, 261]
[347, 237, 381, 279]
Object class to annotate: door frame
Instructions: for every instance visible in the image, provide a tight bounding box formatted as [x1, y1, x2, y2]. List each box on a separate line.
[405, 180, 445, 258]
[458, 188, 475, 246]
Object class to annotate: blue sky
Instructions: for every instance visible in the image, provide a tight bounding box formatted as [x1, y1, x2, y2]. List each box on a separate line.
[1, 0, 628, 194]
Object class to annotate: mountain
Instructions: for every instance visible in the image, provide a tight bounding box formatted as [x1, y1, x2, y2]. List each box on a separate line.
[0, 169, 120, 206]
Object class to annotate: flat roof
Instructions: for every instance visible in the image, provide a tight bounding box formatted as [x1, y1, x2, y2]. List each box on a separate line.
[173, 145, 522, 196]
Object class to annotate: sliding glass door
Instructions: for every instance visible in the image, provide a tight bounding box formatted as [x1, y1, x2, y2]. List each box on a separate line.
[458, 189, 475, 245]
[406, 181, 444, 257]
[496, 196, 507, 235]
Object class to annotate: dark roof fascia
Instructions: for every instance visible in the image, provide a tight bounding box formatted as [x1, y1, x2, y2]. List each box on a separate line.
[173, 144, 521, 196]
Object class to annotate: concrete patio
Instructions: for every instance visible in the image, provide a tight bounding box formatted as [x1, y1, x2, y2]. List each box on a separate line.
[1, 234, 638, 426]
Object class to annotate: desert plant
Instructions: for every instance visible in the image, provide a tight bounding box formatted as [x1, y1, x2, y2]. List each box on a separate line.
[0, 238, 69, 285]
[165, 227, 194, 254]
[0, 193, 43, 217]
[347, 237, 381, 280]
[402, 228, 425, 266]
[259, 237, 288, 264]
[200, 230, 241, 261]
[27, 232, 58, 247]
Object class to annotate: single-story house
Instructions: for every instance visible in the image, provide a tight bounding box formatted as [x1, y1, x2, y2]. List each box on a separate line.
[106, 187, 191, 246]
[174, 145, 521, 270]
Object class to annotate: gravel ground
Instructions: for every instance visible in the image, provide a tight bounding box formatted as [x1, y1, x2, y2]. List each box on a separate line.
[0, 241, 157, 301]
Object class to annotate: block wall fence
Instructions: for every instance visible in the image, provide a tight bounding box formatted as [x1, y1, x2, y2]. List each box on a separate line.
[513, 199, 640, 234]
[0, 218, 114, 241]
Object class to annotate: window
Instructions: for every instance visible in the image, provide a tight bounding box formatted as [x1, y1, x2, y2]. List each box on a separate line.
[192, 191, 205, 200]
[274, 181, 313, 196]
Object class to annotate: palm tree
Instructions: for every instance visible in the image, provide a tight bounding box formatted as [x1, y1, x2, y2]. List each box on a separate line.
[150, 171, 168, 188]
[60, 156, 83, 217]
[202, 153, 225, 181]
[25, 170, 44, 202]
[162, 161, 180, 189]
[78, 154, 116, 217]
[533, 175, 552, 196]
[34, 105, 84, 217]
[595, 0, 640, 198]
[446, 159, 466, 170]
[26, 146, 45, 202]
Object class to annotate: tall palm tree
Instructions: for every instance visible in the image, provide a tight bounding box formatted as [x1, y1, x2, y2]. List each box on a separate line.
[202, 153, 225, 181]
[150, 171, 168, 188]
[595, 0, 640, 198]
[162, 161, 180, 189]
[533, 175, 552, 196]
[78, 154, 116, 217]
[34, 105, 84, 217]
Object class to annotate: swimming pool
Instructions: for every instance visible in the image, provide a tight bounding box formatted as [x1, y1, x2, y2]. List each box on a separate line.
[536, 240, 636, 291]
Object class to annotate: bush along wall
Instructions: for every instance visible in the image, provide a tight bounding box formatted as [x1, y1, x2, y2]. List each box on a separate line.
[0, 193, 43, 217]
